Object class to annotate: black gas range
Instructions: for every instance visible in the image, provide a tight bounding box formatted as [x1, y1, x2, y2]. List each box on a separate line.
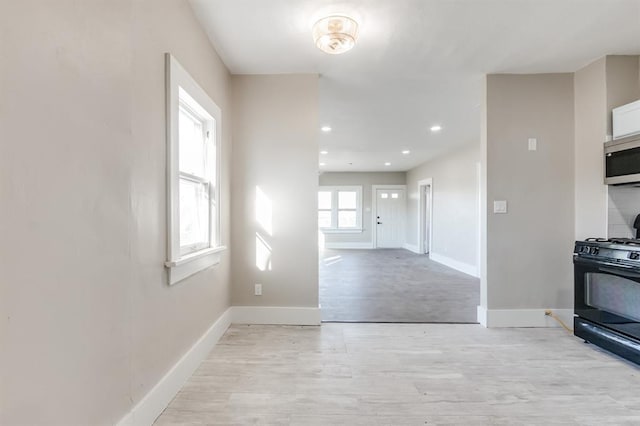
[574, 238, 640, 364]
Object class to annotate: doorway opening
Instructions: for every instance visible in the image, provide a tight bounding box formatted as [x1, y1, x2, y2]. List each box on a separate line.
[318, 176, 479, 323]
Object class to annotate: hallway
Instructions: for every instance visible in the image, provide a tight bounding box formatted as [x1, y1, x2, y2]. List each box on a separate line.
[320, 249, 480, 323]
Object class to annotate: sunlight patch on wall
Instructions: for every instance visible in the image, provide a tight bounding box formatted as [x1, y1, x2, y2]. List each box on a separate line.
[256, 186, 273, 236]
[256, 232, 272, 271]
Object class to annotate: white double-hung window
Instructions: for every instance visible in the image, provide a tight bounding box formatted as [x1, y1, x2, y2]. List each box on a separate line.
[318, 186, 363, 233]
[165, 54, 225, 285]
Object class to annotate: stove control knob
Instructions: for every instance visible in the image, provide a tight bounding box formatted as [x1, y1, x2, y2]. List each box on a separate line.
[630, 252, 640, 260]
[590, 247, 600, 255]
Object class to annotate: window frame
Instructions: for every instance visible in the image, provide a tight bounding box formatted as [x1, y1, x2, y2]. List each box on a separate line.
[164, 53, 226, 285]
[318, 185, 363, 233]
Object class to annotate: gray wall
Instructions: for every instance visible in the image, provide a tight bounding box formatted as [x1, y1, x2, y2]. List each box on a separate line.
[0, 1, 232, 424]
[485, 74, 575, 310]
[406, 145, 480, 270]
[606, 56, 640, 135]
[231, 75, 319, 308]
[319, 172, 406, 245]
[574, 57, 608, 240]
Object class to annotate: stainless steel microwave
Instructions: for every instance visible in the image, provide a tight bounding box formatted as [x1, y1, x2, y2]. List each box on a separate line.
[605, 135, 640, 185]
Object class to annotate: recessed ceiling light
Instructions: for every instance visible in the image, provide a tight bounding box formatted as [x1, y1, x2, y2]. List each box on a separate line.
[320, 150, 328, 155]
[430, 125, 442, 132]
[384, 162, 391, 166]
[321, 126, 332, 132]
[319, 162, 326, 166]
[402, 150, 410, 155]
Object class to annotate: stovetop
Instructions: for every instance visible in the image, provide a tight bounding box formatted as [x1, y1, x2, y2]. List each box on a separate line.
[575, 237, 640, 265]
[586, 237, 640, 246]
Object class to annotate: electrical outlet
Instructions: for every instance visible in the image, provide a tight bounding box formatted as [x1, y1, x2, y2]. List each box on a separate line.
[254, 284, 262, 296]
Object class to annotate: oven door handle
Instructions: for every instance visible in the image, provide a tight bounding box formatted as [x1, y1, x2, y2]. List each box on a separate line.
[599, 266, 640, 279]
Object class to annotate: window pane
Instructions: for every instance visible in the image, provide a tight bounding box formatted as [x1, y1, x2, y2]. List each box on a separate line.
[318, 210, 332, 228]
[338, 211, 357, 228]
[338, 191, 357, 209]
[391, 193, 399, 199]
[318, 191, 332, 210]
[179, 105, 206, 176]
[180, 178, 210, 249]
[380, 193, 388, 199]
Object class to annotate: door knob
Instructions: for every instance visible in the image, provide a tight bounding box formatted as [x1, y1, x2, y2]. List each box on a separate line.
[377, 221, 382, 224]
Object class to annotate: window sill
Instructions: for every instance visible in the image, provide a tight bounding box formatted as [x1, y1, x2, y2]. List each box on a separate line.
[321, 228, 363, 234]
[165, 246, 227, 285]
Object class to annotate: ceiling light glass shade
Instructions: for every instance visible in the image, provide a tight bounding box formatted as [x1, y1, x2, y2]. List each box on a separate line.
[312, 15, 358, 55]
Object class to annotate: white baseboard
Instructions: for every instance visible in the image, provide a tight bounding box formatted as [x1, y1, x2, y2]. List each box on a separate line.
[477, 307, 574, 328]
[430, 252, 479, 277]
[117, 307, 232, 426]
[403, 243, 421, 254]
[324, 241, 374, 249]
[231, 306, 321, 326]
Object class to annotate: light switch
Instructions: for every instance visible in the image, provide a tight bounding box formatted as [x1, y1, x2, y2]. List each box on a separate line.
[493, 200, 507, 214]
[528, 138, 537, 151]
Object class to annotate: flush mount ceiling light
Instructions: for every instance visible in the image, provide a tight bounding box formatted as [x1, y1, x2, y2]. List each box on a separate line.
[384, 162, 391, 166]
[320, 150, 328, 155]
[430, 125, 442, 132]
[402, 150, 410, 155]
[321, 125, 332, 132]
[312, 15, 359, 55]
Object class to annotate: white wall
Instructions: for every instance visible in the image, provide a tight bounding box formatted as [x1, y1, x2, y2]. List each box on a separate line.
[231, 75, 319, 309]
[485, 74, 575, 313]
[319, 172, 406, 246]
[609, 186, 640, 238]
[406, 145, 480, 274]
[0, 1, 232, 424]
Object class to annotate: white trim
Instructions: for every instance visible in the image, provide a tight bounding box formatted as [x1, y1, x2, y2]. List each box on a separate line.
[117, 308, 232, 426]
[321, 228, 363, 234]
[324, 241, 374, 249]
[165, 53, 223, 286]
[475, 163, 481, 277]
[478, 308, 574, 328]
[371, 184, 407, 248]
[403, 243, 420, 254]
[165, 247, 227, 285]
[477, 305, 488, 327]
[417, 178, 433, 255]
[164, 246, 227, 268]
[231, 306, 321, 325]
[430, 252, 479, 277]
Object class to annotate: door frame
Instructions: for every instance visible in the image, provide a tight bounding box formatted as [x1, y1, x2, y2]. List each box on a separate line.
[417, 178, 433, 255]
[371, 184, 407, 249]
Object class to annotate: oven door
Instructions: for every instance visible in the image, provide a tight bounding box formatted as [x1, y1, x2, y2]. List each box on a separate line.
[574, 256, 640, 339]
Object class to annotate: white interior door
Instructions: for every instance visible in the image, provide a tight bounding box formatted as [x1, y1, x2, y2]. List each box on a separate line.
[376, 189, 405, 248]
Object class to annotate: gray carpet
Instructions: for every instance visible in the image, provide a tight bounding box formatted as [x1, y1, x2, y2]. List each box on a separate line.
[320, 249, 479, 323]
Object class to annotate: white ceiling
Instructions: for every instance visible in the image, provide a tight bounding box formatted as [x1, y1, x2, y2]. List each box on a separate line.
[189, 0, 640, 172]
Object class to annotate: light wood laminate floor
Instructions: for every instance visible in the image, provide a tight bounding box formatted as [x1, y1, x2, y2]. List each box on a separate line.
[320, 249, 479, 323]
[156, 323, 640, 425]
